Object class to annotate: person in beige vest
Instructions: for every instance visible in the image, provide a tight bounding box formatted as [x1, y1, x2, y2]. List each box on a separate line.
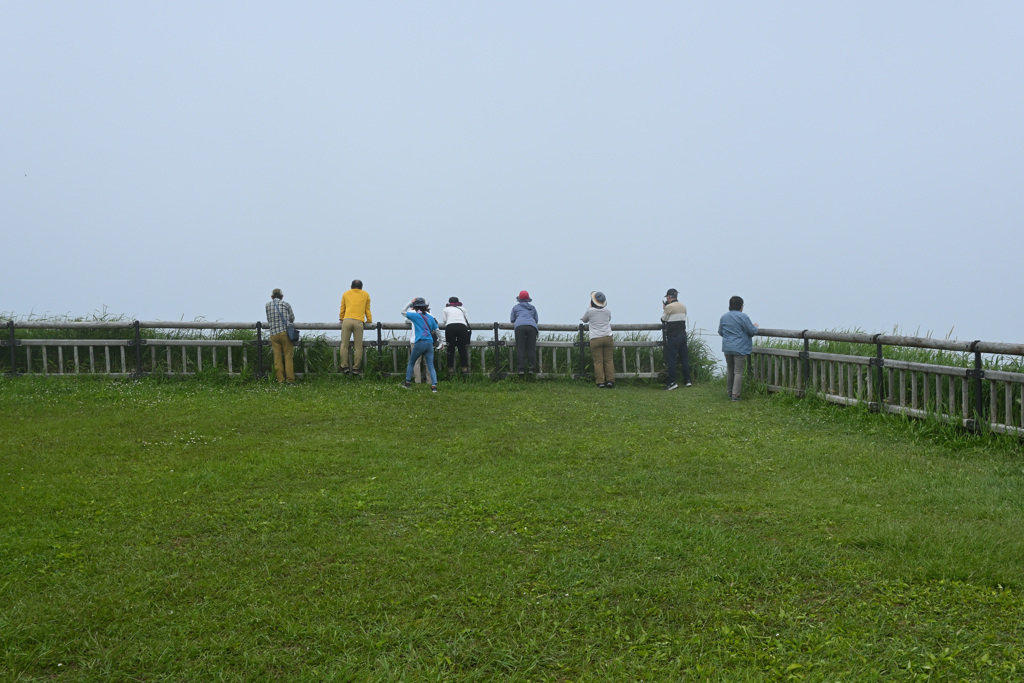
[661, 288, 691, 390]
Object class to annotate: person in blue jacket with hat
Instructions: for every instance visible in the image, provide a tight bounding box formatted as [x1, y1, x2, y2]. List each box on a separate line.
[402, 297, 439, 392]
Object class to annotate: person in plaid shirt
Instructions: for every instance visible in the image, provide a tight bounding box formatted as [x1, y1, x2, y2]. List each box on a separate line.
[265, 288, 296, 384]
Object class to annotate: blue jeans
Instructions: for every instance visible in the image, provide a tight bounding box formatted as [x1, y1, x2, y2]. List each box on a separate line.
[406, 340, 437, 385]
[665, 333, 691, 385]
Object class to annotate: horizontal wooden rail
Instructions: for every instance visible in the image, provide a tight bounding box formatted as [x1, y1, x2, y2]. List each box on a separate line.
[2, 319, 706, 384]
[756, 328, 1024, 357]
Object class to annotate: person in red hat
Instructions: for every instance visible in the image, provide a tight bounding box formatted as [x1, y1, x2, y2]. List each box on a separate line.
[510, 290, 539, 375]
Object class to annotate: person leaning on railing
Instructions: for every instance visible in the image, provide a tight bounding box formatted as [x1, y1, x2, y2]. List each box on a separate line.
[510, 290, 539, 376]
[338, 279, 372, 376]
[265, 288, 296, 385]
[581, 291, 614, 388]
[719, 295, 759, 401]
[443, 296, 471, 375]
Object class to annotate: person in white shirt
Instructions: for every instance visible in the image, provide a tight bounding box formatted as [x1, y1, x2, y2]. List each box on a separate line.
[581, 291, 614, 388]
[442, 296, 471, 375]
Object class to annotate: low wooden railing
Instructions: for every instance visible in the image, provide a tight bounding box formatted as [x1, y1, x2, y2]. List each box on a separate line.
[1, 320, 698, 381]
[750, 329, 1024, 437]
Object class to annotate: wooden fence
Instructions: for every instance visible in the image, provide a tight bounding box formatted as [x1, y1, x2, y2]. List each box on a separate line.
[1, 320, 688, 381]
[750, 329, 1024, 437]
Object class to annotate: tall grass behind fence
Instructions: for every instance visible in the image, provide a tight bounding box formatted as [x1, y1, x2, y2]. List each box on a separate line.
[0, 314, 716, 383]
[750, 328, 1024, 437]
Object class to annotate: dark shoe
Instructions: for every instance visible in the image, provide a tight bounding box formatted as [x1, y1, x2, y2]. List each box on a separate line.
[402, 381, 411, 389]
[685, 382, 692, 387]
[666, 382, 679, 391]
[431, 385, 438, 393]
[340, 367, 350, 375]
[731, 395, 740, 401]
[605, 382, 614, 389]
[597, 383, 606, 388]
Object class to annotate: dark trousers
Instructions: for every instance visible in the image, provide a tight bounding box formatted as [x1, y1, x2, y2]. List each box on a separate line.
[445, 323, 470, 370]
[514, 325, 538, 373]
[665, 332, 691, 385]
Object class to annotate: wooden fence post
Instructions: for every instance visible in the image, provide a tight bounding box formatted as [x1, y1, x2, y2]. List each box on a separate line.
[255, 322, 265, 379]
[969, 340, 985, 432]
[869, 334, 884, 412]
[798, 330, 809, 398]
[6, 320, 20, 377]
[489, 322, 505, 380]
[131, 320, 145, 379]
[574, 323, 587, 380]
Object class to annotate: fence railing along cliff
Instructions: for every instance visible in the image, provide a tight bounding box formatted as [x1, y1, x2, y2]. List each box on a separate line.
[750, 329, 1024, 437]
[6, 319, 1022, 438]
[2, 319, 703, 382]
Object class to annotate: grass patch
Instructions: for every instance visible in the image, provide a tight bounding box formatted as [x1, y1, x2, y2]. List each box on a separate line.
[2, 377, 1024, 680]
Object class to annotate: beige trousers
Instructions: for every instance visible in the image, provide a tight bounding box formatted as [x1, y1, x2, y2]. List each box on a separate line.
[340, 318, 365, 371]
[270, 331, 295, 383]
[590, 335, 615, 385]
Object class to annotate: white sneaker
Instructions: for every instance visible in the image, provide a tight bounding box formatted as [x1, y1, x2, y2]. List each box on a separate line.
[666, 382, 679, 391]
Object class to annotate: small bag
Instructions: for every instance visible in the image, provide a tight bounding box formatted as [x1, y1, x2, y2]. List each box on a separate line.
[421, 312, 440, 348]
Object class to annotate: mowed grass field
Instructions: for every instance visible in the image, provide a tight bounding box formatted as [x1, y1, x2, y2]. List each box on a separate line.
[2, 376, 1024, 681]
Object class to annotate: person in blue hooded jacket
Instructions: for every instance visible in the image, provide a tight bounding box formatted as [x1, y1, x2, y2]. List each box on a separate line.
[402, 297, 439, 392]
[719, 295, 759, 401]
[510, 290, 539, 375]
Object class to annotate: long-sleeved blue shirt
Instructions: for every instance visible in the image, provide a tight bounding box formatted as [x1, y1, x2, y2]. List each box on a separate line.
[510, 302, 538, 329]
[718, 310, 758, 355]
[402, 307, 438, 342]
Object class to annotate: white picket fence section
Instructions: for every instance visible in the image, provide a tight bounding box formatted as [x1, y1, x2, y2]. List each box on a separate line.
[750, 329, 1024, 437]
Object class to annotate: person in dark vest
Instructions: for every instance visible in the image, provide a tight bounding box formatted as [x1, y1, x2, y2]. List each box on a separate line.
[661, 288, 691, 391]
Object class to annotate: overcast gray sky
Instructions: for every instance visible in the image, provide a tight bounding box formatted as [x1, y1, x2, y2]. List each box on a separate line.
[3, 2, 1022, 343]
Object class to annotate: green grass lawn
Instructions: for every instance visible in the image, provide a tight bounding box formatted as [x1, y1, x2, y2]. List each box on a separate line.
[2, 376, 1023, 681]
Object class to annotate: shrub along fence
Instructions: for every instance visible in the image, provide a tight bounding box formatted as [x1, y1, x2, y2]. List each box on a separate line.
[751, 329, 1024, 437]
[1, 319, 716, 383]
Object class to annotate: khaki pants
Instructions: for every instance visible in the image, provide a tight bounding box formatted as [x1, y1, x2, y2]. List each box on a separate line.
[725, 353, 746, 398]
[590, 335, 615, 385]
[340, 318, 365, 371]
[270, 331, 295, 383]
[412, 355, 427, 383]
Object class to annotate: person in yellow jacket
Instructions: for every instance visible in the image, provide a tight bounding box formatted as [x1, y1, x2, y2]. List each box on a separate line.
[338, 279, 372, 375]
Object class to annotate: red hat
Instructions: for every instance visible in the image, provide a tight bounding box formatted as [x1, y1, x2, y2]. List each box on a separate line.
[517, 290, 532, 302]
